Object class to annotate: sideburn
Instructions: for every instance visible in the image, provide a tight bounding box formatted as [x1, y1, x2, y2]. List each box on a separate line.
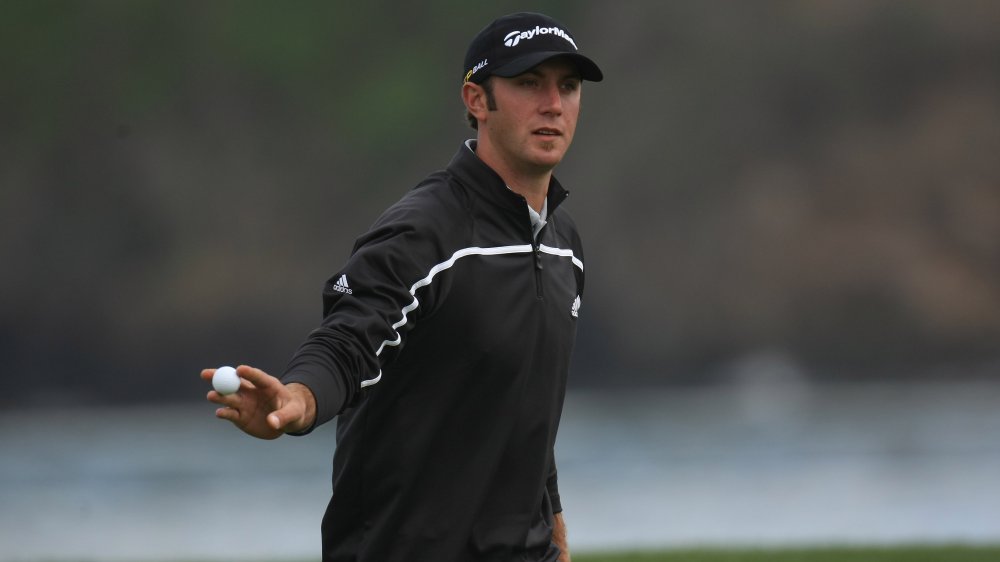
[483, 79, 498, 111]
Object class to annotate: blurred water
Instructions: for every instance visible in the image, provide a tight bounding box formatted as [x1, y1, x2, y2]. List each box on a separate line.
[2, 379, 999, 561]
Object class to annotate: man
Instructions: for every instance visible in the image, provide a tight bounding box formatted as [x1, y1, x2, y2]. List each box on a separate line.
[202, 12, 602, 562]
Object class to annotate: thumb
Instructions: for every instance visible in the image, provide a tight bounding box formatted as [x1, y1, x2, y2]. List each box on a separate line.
[267, 412, 283, 430]
[267, 399, 306, 432]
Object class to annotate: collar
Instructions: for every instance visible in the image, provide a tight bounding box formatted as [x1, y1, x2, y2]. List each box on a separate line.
[449, 140, 569, 218]
[527, 197, 547, 239]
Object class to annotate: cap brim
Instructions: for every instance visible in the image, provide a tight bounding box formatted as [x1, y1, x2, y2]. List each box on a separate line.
[491, 51, 604, 82]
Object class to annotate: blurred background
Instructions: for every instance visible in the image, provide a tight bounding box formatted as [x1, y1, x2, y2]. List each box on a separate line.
[2, 1, 999, 560]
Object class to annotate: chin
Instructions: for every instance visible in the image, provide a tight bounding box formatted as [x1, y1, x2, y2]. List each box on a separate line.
[530, 145, 567, 167]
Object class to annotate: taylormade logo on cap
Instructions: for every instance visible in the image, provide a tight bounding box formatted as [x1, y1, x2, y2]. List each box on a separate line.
[463, 12, 603, 84]
[503, 25, 578, 49]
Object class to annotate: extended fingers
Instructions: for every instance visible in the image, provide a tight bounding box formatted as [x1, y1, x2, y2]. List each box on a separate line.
[206, 388, 233, 405]
[236, 365, 278, 390]
[215, 405, 240, 423]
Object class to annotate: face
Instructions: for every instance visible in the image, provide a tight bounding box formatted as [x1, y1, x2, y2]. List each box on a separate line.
[475, 57, 582, 175]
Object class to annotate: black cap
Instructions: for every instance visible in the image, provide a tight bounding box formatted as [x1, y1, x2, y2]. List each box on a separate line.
[463, 12, 603, 84]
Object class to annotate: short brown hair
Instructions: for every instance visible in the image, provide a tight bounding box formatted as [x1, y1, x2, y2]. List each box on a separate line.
[465, 78, 497, 130]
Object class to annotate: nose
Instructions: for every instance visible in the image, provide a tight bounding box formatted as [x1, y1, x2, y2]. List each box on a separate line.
[539, 82, 563, 116]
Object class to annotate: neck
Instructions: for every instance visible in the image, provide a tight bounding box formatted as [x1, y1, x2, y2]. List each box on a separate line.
[503, 170, 550, 212]
[473, 138, 551, 212]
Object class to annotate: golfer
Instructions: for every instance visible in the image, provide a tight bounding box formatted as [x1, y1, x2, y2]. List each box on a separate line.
[203, 12, 603, 562]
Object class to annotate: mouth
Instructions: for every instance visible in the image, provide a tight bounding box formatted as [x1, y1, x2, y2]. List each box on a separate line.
[532, 127, 562, 137]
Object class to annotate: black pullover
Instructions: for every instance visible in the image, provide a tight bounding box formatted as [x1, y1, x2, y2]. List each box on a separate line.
[282, 141, 584, 562]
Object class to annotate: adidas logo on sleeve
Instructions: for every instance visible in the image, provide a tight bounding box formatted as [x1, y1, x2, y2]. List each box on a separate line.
[332, 274, 353, 295]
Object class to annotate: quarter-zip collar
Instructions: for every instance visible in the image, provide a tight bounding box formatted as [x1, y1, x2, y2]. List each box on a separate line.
[448, 140, 570, 219]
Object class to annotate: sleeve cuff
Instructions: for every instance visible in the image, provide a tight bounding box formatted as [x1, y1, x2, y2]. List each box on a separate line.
[281, 366, 348, 434]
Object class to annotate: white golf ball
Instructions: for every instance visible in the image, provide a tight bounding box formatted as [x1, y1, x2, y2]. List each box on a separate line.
[212, 366, 241, 395]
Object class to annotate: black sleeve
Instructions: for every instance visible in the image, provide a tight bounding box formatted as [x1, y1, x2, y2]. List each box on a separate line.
[280, 193, 455, 431]
[547, 453, 562, 514]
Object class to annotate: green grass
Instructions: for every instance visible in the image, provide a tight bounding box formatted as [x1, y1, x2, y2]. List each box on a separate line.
[142, 545, 1000, 562]
[573, 545, 1000, 562]
[56, 545, 1000, 562]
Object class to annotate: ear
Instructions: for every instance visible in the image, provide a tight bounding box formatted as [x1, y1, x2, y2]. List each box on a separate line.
[462, 82, 489, 124]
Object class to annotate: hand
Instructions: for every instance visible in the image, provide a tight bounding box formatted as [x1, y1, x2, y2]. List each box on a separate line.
[201, 365, 316, 439]
[553, 512, 570, 562]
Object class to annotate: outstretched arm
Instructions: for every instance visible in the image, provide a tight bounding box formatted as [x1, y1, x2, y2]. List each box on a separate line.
[202, 365, 317, 439]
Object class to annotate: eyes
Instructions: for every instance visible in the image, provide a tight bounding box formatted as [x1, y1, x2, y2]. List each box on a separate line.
[517, 77, 581, 93]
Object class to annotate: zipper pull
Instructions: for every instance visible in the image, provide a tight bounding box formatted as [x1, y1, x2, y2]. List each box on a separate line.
[534, 246, 544, 270]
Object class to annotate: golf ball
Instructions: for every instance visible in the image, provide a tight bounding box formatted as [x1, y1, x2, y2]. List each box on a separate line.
[212, 366, 241, 395]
